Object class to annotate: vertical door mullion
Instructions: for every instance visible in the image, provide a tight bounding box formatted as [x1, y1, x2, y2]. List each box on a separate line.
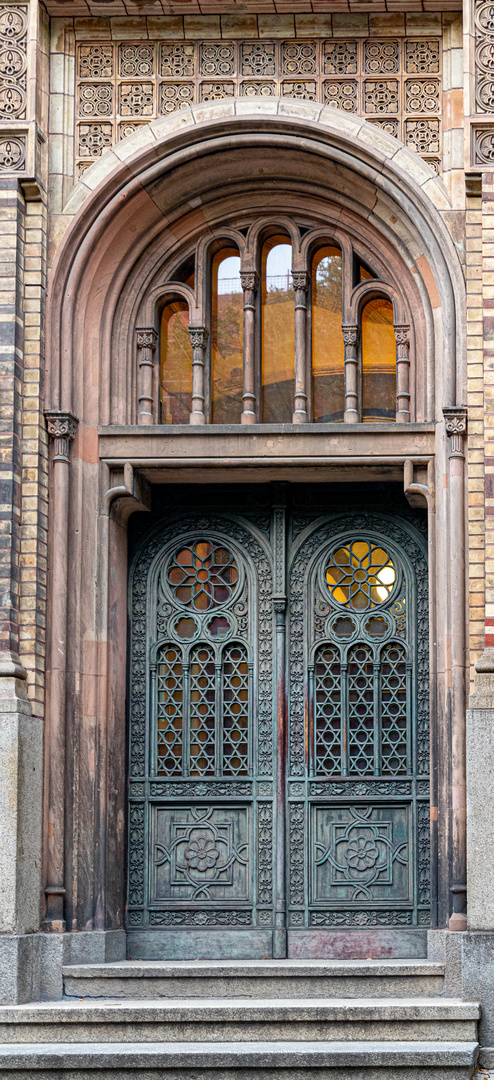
[374, 655, 381, 776]
[183, 658, 190, 778]
[341, 657, 348, 776]
[215, 655, 222, 777]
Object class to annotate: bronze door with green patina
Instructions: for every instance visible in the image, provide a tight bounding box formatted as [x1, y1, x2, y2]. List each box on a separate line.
[126, 498, 430, 959]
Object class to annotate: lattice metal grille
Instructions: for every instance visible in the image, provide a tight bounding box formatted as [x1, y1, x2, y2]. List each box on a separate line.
[314, 645, 341, 774]
[222, 643, 249, 776]
[348, 644, 375, 775]
[189, 644, 216, 776]
[156, 644, 183, 776]
[380, 642, 408, 775]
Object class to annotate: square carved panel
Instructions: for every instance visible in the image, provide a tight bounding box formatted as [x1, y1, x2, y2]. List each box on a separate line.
[310, 802, 412, 906]
[150, 804, 252, 905]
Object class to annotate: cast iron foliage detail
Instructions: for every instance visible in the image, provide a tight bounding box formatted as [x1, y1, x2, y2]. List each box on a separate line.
[128, 803, 145, 907]
[310, 910, 413, 926]
[149, 781, 252, 797]
[289, 803, 305, 906]
[257, 802, 273, 905]
[310, 780, 412, 796]
[417, 799, 431, 906]
[150, 909, 252, 925]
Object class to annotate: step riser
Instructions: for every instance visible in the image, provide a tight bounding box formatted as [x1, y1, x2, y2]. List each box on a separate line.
[0, 1068, 477, 1079]
[63, 975, 446, 999]
[0, 1020, 478, 1043]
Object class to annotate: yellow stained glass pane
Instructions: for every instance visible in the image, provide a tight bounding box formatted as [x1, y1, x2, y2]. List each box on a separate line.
[312, 247, 345, 423]
[161, 300, 192, 424]
[326, 541, 396, 610]
[361, 297, 396, 422]
[359, 264, 374, 282]
[262, 237, 294, 423]
[212, 249, 244, 424]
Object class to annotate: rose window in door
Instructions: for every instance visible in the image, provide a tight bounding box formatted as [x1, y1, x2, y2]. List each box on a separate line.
[154, 538, 251, 779]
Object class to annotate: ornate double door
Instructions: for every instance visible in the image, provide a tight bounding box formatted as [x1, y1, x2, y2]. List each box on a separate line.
[127, 496, 430, 959]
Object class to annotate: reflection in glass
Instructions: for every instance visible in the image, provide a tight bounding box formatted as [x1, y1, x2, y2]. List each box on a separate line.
[312, 247, 345, 422]
[361, 297, 396, 422]
[262, 237, 294, 423]
[212, 249, 244, 424]
[161, 300, 192, 424]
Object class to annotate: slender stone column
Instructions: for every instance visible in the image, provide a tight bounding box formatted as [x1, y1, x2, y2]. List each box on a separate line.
[292, 271, 309, 424]
[189, 327, 207, 425]
[240, 271, 259, 424]
[136, 328, 157, 425]
[343, 325, 359, 423]
[44, 411, 79, 931]
[443, 406, 468, 931]
[395, 325, 411, 423]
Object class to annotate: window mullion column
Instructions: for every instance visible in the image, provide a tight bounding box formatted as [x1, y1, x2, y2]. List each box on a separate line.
[293, 270, 309, 423]
[189, 327, 207, 425]
[342, 325, 359, 423]
[240, 270, 259, 424]
[395, 324, 411, 423]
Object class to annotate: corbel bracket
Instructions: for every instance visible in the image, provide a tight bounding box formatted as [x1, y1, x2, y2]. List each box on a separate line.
[404, 459, 435, 510]
[104, 461, 151, 523]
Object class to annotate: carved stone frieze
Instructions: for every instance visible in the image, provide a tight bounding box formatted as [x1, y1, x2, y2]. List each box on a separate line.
[79, 44, 113, 79]
[119, 43, 154, 79]
[476, 1, 494, 112]
[160, 83, 194, 114]
[281, 81, 317, 100]
[0, 5, 27, 121]
[241, 81, 276, 97]
[405, 78, 440, 113]
[161, 42, 194, 78]
[200, 42, 235, 77]
[0, 134, 25, 171]
[119, 82, 154, 117]
[474, 125, 494, 164]
[201, 82, 234, 101]
[405, 118, 440, 155]
[282, 41, 317, 76]
[405, 40, 440, 74]
[78, 122, 112, 158]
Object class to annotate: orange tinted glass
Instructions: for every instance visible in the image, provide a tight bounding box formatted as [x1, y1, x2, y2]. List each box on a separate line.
[361, 297, 396, 422]
[212, 249, 243, 424]
[262, 237, 294, 423]
[161, 301, 191, 424]
[359, 264, 374, 282]
[312, 247, 345, 422]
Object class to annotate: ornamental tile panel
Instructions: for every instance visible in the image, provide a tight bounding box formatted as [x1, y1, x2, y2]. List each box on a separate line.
[241, 42, 275, 77]
[364, 41, 399, 75]
[73, 33, 443, 178]
[0, 6, 27, 121]
[364, 79, 399, 114]
[323, 41, 357, 75]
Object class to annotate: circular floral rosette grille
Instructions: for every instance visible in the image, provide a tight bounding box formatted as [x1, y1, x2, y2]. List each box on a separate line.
[325, 540, 396, 611]
[168, 539, 238, 610]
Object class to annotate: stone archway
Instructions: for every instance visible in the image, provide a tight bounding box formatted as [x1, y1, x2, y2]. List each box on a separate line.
[42, 99, 467, 943]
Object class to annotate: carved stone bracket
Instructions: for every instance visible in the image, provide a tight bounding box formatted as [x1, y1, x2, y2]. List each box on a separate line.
[104, 462, 151, 523]
[404, 458, 435, 509]
[45, 411, 79, 463]
[292, 270, 310, 291]
[443, 406, 467, 456]
[136, 327, 158, 425]
[189, 326, 208, 425]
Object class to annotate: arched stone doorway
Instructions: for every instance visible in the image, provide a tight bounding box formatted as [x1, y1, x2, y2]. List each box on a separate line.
[43, 99, 466, 958]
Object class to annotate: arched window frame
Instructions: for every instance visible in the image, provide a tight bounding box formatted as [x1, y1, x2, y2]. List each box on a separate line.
[136, 217, 413, 427]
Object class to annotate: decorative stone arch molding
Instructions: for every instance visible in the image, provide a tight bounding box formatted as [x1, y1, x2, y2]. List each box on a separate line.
[42, 97, 468, 939]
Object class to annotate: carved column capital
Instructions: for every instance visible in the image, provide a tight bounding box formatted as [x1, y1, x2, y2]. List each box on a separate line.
[394, 324, 410, 347]
[342, 325, 359, 346]
[45, 411, 79, 464]
[240, 270, 259, 293]
[189, 327, 208, 349]
[136, 328, 158, 352]
[292, 271, 310, 291]
[443, 406, 467, 455]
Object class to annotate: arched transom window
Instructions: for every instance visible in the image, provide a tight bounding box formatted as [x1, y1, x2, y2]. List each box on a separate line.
[137, 218, 412, 426]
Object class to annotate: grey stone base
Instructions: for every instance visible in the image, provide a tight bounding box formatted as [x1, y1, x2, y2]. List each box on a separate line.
[0, 932, 126, 1004]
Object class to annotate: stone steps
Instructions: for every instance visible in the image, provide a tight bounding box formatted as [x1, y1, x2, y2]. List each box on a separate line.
[0, 997, 479, 1044]
[62, 958, 447, 999]
[0, 1039, 480, 1078]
